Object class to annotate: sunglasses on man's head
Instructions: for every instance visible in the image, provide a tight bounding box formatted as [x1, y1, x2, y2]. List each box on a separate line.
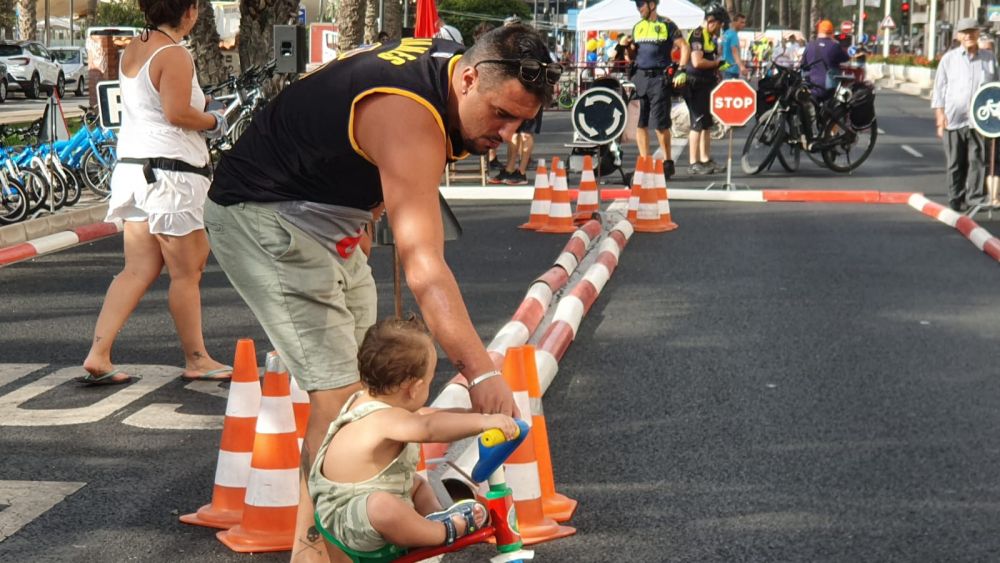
[474, 58, 563, 85]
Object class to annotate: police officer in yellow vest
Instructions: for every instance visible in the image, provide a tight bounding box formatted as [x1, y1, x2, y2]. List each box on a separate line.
[683, 4, 730, 175]
[628, 0, 690, 178]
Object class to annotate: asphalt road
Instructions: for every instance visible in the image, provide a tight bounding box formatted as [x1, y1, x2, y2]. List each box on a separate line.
[5, 89, 1000, 563]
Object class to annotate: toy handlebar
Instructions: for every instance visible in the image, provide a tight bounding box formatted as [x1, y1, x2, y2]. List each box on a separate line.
[471, 419, 530, 483]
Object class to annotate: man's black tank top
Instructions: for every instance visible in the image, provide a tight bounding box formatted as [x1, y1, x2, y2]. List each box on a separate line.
[209, 38, 468, 210]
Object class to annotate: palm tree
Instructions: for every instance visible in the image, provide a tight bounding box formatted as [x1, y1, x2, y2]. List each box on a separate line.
[0, 0, 15, 39]
[190, 1, 228, 86]
[238, 0, 299, 71]
[337, 0, 366, 52]
[364, 0, 378, 44]
[383, 0, 401, 40]
[16, 0, 37, 41]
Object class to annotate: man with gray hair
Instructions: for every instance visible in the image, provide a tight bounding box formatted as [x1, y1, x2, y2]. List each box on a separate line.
[932, 18, 998, 211]
[206, 25, 554, 562]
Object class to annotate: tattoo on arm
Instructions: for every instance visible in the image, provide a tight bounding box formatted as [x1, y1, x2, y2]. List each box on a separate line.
[454, 360, 466, 373]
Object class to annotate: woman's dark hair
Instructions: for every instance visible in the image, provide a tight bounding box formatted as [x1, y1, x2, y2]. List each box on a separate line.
[463, 24, 555, 104]
[357, 315, 434, 396]
[139, 0, 197, 29]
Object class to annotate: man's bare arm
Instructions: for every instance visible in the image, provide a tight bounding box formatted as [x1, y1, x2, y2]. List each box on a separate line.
[354, 94, 517, 416]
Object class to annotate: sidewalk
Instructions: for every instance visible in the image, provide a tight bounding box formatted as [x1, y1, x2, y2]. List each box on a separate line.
[0, 103, 86, 125]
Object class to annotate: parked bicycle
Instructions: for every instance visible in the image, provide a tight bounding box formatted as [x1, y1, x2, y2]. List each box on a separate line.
[202, 60, 276, 163]
[741, 60, 877, 175]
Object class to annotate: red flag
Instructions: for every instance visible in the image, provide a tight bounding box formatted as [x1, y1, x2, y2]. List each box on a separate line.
[415, 0, 440, 38]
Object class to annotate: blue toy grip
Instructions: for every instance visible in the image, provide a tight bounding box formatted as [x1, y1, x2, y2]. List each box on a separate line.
[471, 419, 530, 483]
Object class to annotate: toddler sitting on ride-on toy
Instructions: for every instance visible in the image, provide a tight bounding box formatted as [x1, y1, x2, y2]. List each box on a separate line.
[308, 316, 519, 561]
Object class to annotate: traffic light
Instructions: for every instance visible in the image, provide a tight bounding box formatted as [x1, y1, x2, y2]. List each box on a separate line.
[900, 2, 911, 31]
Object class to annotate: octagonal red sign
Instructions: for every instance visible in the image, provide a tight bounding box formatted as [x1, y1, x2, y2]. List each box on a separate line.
[710, 79, 757, 127]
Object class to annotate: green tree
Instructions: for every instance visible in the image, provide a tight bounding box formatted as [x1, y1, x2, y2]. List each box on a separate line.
[91, 0, 145, 28]
[436, 0, 531, 46]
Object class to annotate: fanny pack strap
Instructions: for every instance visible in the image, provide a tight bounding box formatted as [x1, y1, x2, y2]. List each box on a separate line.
[118, 157, 212, 184]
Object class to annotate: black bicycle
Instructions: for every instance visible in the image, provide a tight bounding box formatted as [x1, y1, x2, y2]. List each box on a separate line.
[742, 61, 877, 174]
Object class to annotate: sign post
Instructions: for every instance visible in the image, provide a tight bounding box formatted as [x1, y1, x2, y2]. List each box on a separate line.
[569, 86, 628, 178]
[709, 79, 757, 191]
[969, 82, 1000, 217]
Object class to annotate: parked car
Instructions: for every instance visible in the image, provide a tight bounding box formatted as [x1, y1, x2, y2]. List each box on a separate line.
[0, 41, 65, 99]
[0, 62, 7, 103]
[49, 46, 88, 97]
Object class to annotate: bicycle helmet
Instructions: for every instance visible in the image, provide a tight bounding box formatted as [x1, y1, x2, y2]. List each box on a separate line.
[503, 15, 521, 26]
[705, 3, 730, 24]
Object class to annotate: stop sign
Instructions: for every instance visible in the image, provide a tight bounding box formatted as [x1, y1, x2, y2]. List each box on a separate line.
[841, 20, 854, 34]
[710, 79, 757, 127]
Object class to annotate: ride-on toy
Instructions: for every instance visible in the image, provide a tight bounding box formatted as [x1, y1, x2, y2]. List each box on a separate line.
[315, 419, 535, 563]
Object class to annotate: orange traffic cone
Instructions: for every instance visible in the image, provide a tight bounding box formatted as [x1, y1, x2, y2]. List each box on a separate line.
[520, 159, 551, 230]
[217, 351, 299, 553]
[181, 339, 262, 529]
[539, 161, 576, 234]
[501, 346, 575, 545]
[634, 157, 672, 233]
[652, 158, 678, 231]
[290, 376, 310, 452]
[520, 345, 578, 523]
[627, 156, 645, 224]
[574, 155, 600, 224]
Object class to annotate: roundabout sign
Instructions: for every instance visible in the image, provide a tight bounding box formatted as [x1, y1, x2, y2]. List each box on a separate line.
[571, 87, 628, 144]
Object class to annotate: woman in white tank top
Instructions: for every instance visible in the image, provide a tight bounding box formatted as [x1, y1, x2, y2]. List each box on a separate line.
[79, 0, 232, 386]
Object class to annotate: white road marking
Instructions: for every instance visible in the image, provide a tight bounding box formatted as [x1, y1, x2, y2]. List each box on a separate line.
[0, 365, 234, 429]
[878, 128, 886, 134]
[901, 144, 924, 158]
[0, 480, 85, 542]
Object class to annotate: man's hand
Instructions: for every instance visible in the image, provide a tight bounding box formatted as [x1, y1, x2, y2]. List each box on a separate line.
[468, 375, 519, 418]
[935, 110, 947, 138]
[672, 71, 688, 88]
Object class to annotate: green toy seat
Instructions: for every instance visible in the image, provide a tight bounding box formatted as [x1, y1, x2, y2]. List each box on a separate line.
[313, 512, 408, 563]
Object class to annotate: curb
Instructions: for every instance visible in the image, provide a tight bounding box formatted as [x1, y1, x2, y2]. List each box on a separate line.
[0, 218, 122, 266]
[907, 194, 1000, 262]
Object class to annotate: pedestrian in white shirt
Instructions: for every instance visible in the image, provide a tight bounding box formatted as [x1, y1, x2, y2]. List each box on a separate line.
[932, 18, 999, 211]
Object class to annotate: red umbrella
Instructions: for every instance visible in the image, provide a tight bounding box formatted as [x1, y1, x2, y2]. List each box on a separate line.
[415, 0, 441, 38]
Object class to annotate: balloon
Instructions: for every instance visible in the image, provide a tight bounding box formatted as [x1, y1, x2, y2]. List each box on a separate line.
[587, 30, 597, 39]
[586, 51, 598, 62]
[610, 31, 619, 40]
[597, 39, 605, 48]
[586, 38, 598, 51]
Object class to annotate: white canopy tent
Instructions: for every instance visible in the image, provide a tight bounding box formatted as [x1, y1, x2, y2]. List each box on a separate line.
[576, 0, 706, 32]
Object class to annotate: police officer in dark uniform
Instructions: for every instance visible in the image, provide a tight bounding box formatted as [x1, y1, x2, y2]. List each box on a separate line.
[684, 4, 730, 175]
[628, 0, 690, 178]
[204, 26, 554, 561]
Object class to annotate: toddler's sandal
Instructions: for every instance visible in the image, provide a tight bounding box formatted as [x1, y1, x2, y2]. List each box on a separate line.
[426, 499, 490, 545]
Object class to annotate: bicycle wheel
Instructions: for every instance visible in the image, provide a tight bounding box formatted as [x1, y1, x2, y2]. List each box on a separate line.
[229, 115, 252, 145]
[82, 141, 115, 197]
[18, 168, 49, 213]
[776, 115, 801, 172]
[821, 115, 878, 173]
[741, 109, 784, 175]
[57, 165, 82, 207]
[0, 177, 28, 224]
[37, 165, 67, 210]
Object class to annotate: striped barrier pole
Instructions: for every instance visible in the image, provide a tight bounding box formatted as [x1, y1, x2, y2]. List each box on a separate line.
[907, 194, 1000, 262]
[438, 219, 634, 500]
[424, 220, 604, 461]
[534, 219, 634, 394]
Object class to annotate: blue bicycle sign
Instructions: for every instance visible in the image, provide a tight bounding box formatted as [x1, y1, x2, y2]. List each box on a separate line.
[970, 82, 1000, 138]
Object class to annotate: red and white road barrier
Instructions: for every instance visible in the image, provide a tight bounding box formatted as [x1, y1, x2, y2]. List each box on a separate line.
[533, 220, 634, 394]
[907, 194, 1000, 262]
[436, 218, 634, 497]
[0, 220, 122, 266]
[425, 220, 604, 460]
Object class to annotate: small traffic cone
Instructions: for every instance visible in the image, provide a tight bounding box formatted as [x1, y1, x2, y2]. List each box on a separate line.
[539, 161, 576, 234]
[180, 338, 262, 530]
[653, 159, 679, 231]
[573, 155, 600, 224]
[520, 159, 551, 230]
[217, 352, 299, 553]
[290, 376, 310, 453]
[627, 156, 645, 224]
[520, 345, 578, 523]
[634, 158, 672, 233]
[501, 346, 575, 545]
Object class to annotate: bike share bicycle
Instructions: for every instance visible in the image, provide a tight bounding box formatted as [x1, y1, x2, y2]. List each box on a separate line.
[741, 59, 877, 175]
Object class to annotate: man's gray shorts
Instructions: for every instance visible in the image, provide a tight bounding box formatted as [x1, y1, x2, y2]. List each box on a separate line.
[204, 199, 376, 392]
